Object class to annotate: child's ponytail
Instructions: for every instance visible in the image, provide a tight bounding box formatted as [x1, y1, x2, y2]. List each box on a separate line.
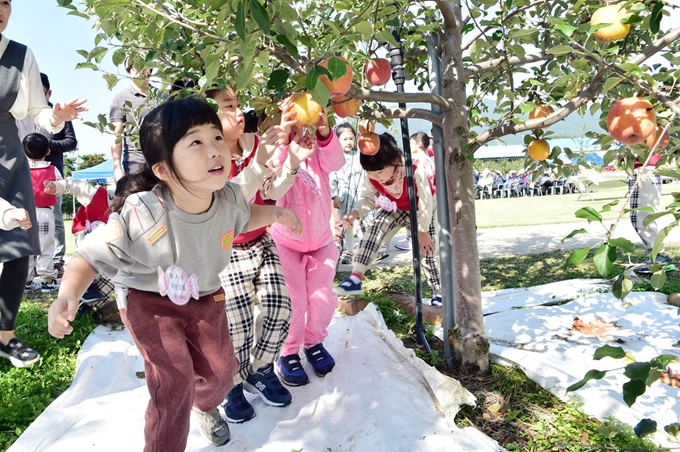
[110, 170, 159, 213]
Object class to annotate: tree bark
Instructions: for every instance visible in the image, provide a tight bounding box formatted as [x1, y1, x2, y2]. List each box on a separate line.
[440, 1, 490, 374]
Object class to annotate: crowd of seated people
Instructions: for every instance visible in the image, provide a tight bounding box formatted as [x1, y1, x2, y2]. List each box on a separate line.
[474, 168, 576, 198]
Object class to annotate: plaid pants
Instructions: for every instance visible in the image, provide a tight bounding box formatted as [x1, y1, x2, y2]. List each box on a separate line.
[628, 167, 662, 250]
[353, 209, 441, 291]
[220, 233, 291, 384]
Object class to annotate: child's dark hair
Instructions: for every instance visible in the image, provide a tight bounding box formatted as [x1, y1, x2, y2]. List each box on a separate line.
[109, 172, 158, 213]
[360, 132, 403, 172]
[112, 97, 223, 205]
[22, 133, 50, 160]
[410, 131, 430, 149]
[335, 122, 356, 137]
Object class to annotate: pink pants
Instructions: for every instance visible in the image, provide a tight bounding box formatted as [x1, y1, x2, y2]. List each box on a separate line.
[121, 288, 238, 452]
[276, 241, 340, 356]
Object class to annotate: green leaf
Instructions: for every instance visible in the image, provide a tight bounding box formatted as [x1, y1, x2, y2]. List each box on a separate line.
[266, 69, 289, 91]
[566, 369, 607, 392]
[103, 73, 119, 90]
[612, 273, 633, 300]
[561, 228, 587, 243]
[593, 344, 626, 360]
[325, 57, 348, 81]
[352, 20, 373, 40]
[97, 0, 130, 5]
[305, 69, 319, 91]
[624, 362, 651, 382]
[602, 76, 623, 95]
[575, 206, 602, 222]
[249, 0, 271, 35]
[593, 243, 615, 277]
[547, 45, 574, 56]
[276, 34, 299, 60]
[633, 418, 657, 437]
[564, 247, 590, 268]
[650, 269, 666, 290]
[554, 24, 577, 38]
[75, 62, 98, 70]
[623, 379, 646, 407]
[235, 1, 246, 41]
[375, 29, 398, 47]
[310, 81, 330, 109]
[664, 423, 680, 437]
[651, 221, 678, 263]
[650, 2, 664, 34]
[608, 237, 636, 254]
[650, 354, 678, 369]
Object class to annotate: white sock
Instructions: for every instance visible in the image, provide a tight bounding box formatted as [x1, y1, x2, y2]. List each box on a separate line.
[349, 275, 361, 284]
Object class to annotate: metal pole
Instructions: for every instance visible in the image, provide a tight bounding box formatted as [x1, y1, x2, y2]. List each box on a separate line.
[389, 27, 431, 353]
[427, 32, 456, 367]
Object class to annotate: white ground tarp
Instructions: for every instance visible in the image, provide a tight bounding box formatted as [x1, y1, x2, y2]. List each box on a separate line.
[9, 304, 504, 452]
[478, 279, 680, 448]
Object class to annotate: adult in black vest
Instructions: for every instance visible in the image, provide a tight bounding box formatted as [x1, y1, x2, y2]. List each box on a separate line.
[0, 0, 86, 367]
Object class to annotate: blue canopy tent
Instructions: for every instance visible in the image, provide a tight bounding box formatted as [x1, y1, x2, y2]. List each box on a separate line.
[72, 159, 114, 183]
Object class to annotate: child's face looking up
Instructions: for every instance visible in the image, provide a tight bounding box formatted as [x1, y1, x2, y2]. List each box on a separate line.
[366, 165, 400, 186]
[168, 123, 230, 194]
[214, 88, 244, 143]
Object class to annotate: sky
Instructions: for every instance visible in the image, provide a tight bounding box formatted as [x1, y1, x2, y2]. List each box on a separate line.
[7, 0, 119, 158]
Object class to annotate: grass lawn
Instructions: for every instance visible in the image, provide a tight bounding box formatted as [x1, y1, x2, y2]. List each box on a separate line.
[2, 188, 676, 450]
[475, 184, 677, 229]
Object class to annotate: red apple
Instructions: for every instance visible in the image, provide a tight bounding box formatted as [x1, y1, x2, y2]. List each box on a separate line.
[646, 124, 671, 150]
[332, 95, 361, 118]
[365, 58, 391, 86]
[606, 97, 656, 145]
[319, 57, 353, 97]
[358, 132, 380, 155]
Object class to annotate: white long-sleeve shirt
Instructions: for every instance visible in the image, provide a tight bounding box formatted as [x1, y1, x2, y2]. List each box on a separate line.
[0, 36, 63, 133]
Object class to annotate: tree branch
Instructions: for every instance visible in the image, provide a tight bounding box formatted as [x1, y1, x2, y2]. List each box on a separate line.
[133, 0, 230, 43]
[472, 69, 606, 147]
[461, 0, 549, 51]
[464, 52, 552, 78]
[473, 26, 680, 148]
[435, 1, 457, 30]
[349, 87, 452, 110]
[365, 108, 443, 127]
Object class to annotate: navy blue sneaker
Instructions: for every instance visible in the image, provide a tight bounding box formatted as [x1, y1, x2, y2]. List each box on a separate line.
[430, 294, 442, 307]
[636, 254, 675, 275]
[276, 354, 309, 387]
[243, 363, 292, 407]
[304, 343, 335, 377]
[334, 277, 361, 295]
[222, 384, 255, 423]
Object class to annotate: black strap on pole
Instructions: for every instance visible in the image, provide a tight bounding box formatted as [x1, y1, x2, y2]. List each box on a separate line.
[389, 27, 431, 353]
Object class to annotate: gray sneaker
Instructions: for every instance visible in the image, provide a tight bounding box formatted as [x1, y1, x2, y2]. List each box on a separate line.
[192, 406, 230, 446]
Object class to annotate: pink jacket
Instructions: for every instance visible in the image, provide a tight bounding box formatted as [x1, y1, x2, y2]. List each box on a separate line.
[271, 131, 344, 252]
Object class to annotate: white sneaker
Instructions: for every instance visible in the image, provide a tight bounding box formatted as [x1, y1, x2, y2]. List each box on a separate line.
[25, 281, 41, 292]
[40, 279, 60, 293]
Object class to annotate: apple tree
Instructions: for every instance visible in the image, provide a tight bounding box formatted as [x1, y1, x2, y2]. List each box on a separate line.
[64, 0, 680, 374]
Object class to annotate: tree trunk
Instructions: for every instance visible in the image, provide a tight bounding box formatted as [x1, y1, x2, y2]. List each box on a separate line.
[440, 3, 490, 374]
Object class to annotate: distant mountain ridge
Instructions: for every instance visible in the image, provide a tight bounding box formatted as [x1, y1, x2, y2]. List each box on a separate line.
[374, 99, 604, 146]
